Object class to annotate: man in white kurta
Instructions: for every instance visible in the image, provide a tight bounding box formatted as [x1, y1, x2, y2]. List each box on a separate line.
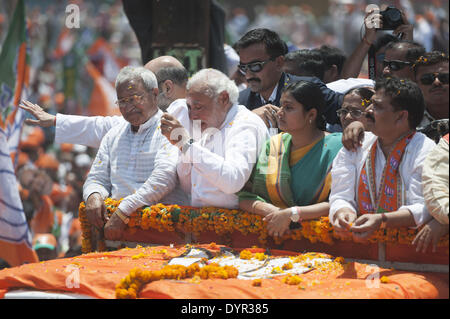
[329, 131, 434, 227]
[329, 77, 435, 241]
[82, 66, 182, 240]
[160, 69, 270, 209]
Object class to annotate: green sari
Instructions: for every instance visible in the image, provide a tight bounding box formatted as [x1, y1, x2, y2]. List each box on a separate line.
[238, 132, 342, 208]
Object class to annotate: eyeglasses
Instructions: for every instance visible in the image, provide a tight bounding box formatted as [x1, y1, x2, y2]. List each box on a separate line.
[336, 108, 365, 118]
[115, 94, 145, 107]
[419, 72, 449, 85]
[238, 57, 275, 74]
[383, 59, 413, 71]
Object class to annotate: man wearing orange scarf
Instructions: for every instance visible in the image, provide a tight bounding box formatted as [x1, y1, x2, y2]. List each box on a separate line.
[329, 77, 436, 242]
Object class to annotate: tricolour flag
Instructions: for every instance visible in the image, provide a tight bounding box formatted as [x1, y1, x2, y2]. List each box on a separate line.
[0, 0, 38, 267]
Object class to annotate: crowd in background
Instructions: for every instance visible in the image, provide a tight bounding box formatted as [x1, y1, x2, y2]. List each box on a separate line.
[0, 0, 448, 265]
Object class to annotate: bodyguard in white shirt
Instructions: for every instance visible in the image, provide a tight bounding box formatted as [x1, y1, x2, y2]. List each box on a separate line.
[82, 66, 180, 240]
[160, 69, 270, 209]
[329, 77, 435, 242]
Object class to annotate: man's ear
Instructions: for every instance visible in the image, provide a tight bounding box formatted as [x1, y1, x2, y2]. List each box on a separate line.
[163, 80, 174, 96]
[396, 110, 409, 126]
[152, 87, 159, 98]
[218, 91, 230, 106]
[275, 55, 285, 69]
[324, 65, 339, 82]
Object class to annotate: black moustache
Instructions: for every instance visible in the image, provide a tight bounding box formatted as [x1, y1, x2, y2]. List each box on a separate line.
[247, 78, 260, 82]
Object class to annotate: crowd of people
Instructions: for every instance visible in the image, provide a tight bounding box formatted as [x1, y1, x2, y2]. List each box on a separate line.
[0, 1, 448, 268]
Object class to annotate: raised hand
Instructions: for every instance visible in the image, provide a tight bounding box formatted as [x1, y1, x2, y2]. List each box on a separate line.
[19, 100, 56, 127]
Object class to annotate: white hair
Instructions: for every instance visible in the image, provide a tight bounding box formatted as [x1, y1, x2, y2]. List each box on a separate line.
[187, 68, 239, 105]
[115, 66, 158, 91]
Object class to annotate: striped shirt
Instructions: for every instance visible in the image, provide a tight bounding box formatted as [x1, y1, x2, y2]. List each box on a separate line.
[83, 110, 185, 216]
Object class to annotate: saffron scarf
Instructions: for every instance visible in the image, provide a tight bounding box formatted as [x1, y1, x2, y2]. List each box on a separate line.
[357, 132, 415, 214]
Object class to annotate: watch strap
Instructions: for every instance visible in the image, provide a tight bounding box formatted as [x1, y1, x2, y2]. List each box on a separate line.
[115, 210, 130, 224]
[181, 138, 194, 154]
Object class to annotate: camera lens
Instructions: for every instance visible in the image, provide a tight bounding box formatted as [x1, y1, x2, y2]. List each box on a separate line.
[386, 9, 401, 23]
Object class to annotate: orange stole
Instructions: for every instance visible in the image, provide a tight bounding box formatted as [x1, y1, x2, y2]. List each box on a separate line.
[358, 132, 415, 214]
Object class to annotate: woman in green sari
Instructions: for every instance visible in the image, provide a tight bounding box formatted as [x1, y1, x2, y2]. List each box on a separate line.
[239, 81, 343, 238]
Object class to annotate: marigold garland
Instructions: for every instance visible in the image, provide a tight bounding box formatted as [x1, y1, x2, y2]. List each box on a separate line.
[79, 199, 449, 254]
[115, 263, 238, 299]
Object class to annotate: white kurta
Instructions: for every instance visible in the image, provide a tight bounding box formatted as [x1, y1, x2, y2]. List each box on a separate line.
[177, 104, 270, 209]
[82, 110, 184, 216]
[422, 136, 449, 225]
[329, 131, 436, 228]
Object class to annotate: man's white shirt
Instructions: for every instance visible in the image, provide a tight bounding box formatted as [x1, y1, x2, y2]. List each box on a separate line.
[82, 109, 185, 216]
[177, 104, 270, 209]
[329, 131, 435, 228]
[326, 78, 375, 94]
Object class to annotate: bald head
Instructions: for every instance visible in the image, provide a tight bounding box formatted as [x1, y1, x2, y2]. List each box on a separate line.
[144, 56, 188, 110]
[144, 56, 184, 74]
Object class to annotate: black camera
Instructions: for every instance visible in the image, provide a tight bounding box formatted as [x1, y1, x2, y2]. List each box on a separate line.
[379, 7, 403, 30]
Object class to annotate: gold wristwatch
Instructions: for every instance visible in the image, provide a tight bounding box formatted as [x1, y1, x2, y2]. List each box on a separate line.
[115, 210, 130, 225]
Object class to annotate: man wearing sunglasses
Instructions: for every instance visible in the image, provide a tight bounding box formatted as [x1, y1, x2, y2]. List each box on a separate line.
[382, 40, 425, 80]
[414, 51, 449, 141]
[234, 28, 344, 129]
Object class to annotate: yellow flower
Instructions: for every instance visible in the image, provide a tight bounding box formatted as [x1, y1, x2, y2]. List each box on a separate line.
[252, 279, 262, 287]
[239, 250, 253, 260]
[283, 274, 303, 285]
[254, 253, 267, 261]
[271, 266, 283, 274]
[380, 276, 390, 283]
[282, 262, 293, 270]
[80, 199, 449, 255]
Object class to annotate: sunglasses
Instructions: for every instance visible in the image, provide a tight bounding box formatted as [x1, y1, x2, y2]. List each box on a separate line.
[115, 94, 145, 107]
[419, 72, 449, 85]
[238, 57, 275, 74]
[336, 108, 365, 118]
[383, 59, 412, 71]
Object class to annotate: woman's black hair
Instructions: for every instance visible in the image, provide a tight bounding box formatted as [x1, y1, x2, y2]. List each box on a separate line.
[282, 80, 326, 131]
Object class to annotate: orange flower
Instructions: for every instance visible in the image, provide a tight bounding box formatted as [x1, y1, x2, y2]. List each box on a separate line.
[80, 199, 449, 254]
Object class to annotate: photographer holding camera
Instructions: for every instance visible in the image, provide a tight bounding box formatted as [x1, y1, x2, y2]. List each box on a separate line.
[341, 5, 414, 80]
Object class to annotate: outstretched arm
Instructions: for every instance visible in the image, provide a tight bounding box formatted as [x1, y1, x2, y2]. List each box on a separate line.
[20, 100, 124, 148]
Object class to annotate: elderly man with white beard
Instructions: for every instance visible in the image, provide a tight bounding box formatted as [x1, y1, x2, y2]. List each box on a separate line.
[160, 68, 270, 209]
